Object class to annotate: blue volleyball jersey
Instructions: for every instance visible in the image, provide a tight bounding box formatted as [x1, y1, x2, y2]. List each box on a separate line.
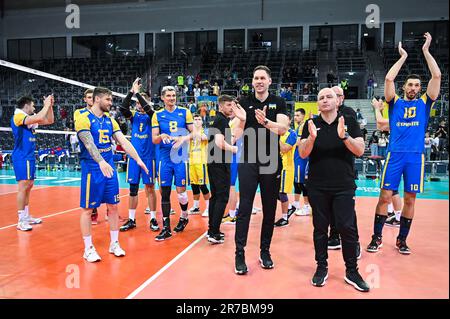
[294, 122, 305, 163]
[130, 110, 154, 160]
[11, 111, 36, 161]
[387, 94, 434, 153]
[75, 111, 121, 163]
[151, 106, 193, 159]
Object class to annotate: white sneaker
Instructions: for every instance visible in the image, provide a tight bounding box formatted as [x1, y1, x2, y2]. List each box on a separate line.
[201, 209, 209, 217]
[252, 207, 261, 214]
[170, 208, 176, 215]
[145, 207, 151, 214]
[25, 215, 42, 225]
[295, 205, 311, 216]
[109, 241, 126, 257]
[83, 246, 101, 262]
[17, 220, 33, 231]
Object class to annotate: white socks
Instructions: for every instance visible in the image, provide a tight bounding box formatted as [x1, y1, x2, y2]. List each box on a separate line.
[110, 230, 119, 243]
[394, 211, 401, 221]
[387, 203, 394, 212]
[282, 213, 288, 220]
[229, 209, 236, 218]
[18, 210, 26, 221]
[129, 209, 136, 220]
[193, 200, 200, 208]
[293, 201, 300, 209]
[83, 236, 93, 251]
[150, 211, 156, 219]
[181, 211, 188, 219]
[205, 200, 209, 209]
[24, 205, 30, 218]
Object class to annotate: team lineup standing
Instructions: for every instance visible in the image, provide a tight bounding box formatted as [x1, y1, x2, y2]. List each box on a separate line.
[9, 31, 440, 292]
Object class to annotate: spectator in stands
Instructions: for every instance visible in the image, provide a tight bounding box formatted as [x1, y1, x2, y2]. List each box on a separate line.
[194, 84, 201, 102]
[109, 106, 118, 119]
[424, 131, 433, 161]
[368, 131, 379, 156]
[378, 132, 389, 158]
[291, 64, 299, 83]
[199, 103, 208, 123]
[313, 66, 319, 81]
[177, 73, 185, 90]
[435, 120, 448, 152]
[241, 82, 250, 96]
[195, 73, 201, 84]
[232, 70, 238, 81]
[188, 99, 197, 114]
[59, 106, 68, 127]
[70, 132, 79, 153]
[356, 108, 364, 124]
[118, 116, 128, 135]
[327, 69, 336, 85]
[340, 78, 349, 97]
[187, 74, 194, 93]
[367, 75, 375, 99]
[431, 133, 440, 160]
[212, 82, 220, 96]
[360, 124, 368, 142]
[201, 85, 210, 96]
[284, 86, 294, 102]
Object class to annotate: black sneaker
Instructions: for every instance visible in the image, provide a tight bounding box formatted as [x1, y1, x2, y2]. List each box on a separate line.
[206, 231, 225, 239]
[387, 211, 395, 219]
[208, 233, 224, 245]
[287, 206, 296, 219]
[356, 242, 362, 260]
[235, 251, 248, 275]
[327, 236, 341, 250]
[155, 227, 172, 241]
[385, 216, 400, 227]
[120, 219, 136, 232]
[311, 267, 328, 287]
[149, 218, 160, 232]
[174, 217, 189, 233]
[396, 238, 411, 255]
[345, 269, 370, 292]
[274, 218, 289, 227]
[259, 250, 274, 269]
[188, 207, 201, 215]
[366, 235, 383, 253]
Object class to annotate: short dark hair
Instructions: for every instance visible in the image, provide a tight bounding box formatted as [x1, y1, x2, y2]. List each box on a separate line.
[218, 94, 235, 105]
[84, 88, 94, 97]
[17, 96, 34, 109]
[193, 113, 202, 119]
[253, 65, 271, 78]
[93, 87, 112, 101]
[295, 108, 306, 115]
[405, 74, 422, 83]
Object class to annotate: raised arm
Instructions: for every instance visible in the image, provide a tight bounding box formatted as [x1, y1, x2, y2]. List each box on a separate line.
[385, 42, 408, 102]
[372, 98, 390, 131]
[422, 32, 442, 100]
[23, 95, 54, 126]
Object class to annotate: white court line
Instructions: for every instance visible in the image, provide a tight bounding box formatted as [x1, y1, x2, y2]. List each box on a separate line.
[0, 190, 143, 231]
[126, 231, 207, 299]
[0, 185, 53, 196]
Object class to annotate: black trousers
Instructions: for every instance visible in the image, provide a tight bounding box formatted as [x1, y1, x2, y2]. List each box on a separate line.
[330, 208, 360, 241]
[235, 162, 281, 252]
[207, 163, 230, 235]
[308, 187, 359, 270]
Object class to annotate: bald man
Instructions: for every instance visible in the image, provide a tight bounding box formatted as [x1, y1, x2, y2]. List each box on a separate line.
[328, 86, 360, 255]
[299, 88, 369, 292]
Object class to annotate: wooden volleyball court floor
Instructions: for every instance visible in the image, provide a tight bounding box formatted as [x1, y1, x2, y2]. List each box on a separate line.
[0, 169, 448, 299]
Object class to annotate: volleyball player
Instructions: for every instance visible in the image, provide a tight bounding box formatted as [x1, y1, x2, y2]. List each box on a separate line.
[188, 114, 211, 217]
[152, 86, 193, 241]
[367, 33, 441, 254]
[12, 95, 54, 231]
[119, 78, 159, 232]
[76, 87, 148, 262]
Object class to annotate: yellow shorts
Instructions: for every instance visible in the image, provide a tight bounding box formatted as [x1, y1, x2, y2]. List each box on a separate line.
[280, 167, 294, 194]
[189, 163, 208, 185]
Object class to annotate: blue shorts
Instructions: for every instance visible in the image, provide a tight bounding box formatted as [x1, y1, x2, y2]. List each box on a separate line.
[13, 159, 36, 181]
[126, 157, 156, 185]
[294, 158, 308, 184]
[230, 161, 238, 186]
[381, 152, 425, 194]
[158, 158, 188, 187]
[80, 160, 120, 209]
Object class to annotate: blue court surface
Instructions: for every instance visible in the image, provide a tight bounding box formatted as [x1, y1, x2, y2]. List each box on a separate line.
[0, 167, 447, 200]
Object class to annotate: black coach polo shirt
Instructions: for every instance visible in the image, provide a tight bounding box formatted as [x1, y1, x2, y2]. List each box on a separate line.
[208, 111, 231, 164]
[239, 93, 287, 163]
[301, 112, 362, 191]
[339, 104, 357, 120]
